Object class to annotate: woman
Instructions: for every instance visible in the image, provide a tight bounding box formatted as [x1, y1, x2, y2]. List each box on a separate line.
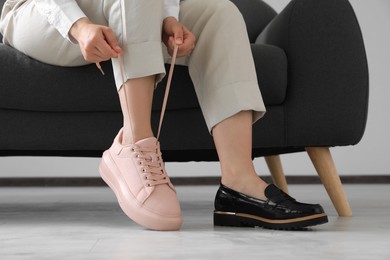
[0, 0, 328, 231]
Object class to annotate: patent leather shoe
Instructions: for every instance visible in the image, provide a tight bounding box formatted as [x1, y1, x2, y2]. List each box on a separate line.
[214, 184, 328, 230]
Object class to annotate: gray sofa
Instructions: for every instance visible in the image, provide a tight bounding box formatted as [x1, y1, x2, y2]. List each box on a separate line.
[0, 0, 369, 216]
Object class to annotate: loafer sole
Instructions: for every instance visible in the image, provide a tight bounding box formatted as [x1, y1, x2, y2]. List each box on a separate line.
[214, 210, 328, 230]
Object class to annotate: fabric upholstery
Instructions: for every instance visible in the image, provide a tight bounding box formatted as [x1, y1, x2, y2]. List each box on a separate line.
[230, 0, 277, 43]
[0, 44, 287, 111]
[256, 0, 369, 146]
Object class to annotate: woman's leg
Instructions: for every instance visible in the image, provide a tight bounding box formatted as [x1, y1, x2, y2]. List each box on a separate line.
[99, 0, 167, 144]
[212, 110, 268, 200]
[0, 0, 88, 66]
[176, 0, 267, 198]
[98, 0, 182, 231]
[118, 76, 155, 145]
[178, 0, 328, 229]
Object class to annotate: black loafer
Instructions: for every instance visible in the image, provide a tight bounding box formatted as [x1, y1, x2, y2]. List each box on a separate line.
[214, 184, 328, 230]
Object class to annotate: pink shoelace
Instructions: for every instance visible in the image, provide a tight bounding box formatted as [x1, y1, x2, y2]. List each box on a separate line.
[132, 143, 168, 187]
[112, 45, 179, 186]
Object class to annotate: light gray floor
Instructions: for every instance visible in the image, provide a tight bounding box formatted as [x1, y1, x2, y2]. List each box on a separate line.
[1, 184, 389, 260]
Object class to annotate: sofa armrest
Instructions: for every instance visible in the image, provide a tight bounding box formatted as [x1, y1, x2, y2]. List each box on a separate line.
[251, 43, 288, 105]
[230, 0, 277, 43]
[256, 0, 369, 146]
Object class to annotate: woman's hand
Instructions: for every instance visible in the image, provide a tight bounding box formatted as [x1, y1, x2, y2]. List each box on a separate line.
[69, 18, 122, 63]
[162, 17, 195, 57]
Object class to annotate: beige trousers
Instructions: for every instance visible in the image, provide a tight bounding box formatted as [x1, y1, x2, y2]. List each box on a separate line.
[0, 0, 265, 132]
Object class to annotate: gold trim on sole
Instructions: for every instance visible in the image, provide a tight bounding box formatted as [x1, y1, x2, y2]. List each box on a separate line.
[214, 211, 327, 224]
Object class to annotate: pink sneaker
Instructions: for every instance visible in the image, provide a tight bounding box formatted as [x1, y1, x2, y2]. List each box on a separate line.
[99, 128, 182, 231]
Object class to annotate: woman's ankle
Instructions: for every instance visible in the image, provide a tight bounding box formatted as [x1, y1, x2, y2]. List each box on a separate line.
[121, 128, 154, 145]
[221, 174, 268, 200]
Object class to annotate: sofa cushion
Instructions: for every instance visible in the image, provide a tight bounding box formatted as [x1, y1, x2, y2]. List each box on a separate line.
[0, 42, 287, 112]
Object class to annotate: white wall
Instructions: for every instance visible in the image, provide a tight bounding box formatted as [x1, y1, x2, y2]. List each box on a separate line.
[0, 0, 389, 178]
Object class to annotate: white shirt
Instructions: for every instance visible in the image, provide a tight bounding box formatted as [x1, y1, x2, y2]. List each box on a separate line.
[33, 0, 180, 42]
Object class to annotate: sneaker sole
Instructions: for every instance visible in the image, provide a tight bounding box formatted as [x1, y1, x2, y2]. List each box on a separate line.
[214, 210, 328, 230]
[99, 151, 182, 231]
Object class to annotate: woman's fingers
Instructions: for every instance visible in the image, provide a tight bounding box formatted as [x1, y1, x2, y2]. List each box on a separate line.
[94, 41, 117, 60]
[92, 28, 121, 61]
[163, 17, 196, 57]
[166, 32, 195, 57]
[76, 23, 121, 63]
[175, 27, 195, 57]
[102, 27, 122, 55]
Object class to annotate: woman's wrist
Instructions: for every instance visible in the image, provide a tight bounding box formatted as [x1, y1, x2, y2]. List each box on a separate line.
[69, 17, 92, 42]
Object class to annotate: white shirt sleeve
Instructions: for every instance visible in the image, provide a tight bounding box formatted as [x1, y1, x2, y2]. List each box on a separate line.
[33, 0, 181, 43]
[164, 0, 180, 20]
[33, 0, 87, 42]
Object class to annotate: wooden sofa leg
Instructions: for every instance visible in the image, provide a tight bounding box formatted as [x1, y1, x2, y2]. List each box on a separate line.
[305, 147, 352, 217]
[265, 155, 289, 194]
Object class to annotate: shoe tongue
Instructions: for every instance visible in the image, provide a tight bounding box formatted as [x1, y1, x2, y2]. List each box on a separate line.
[135, 137, 158, 148]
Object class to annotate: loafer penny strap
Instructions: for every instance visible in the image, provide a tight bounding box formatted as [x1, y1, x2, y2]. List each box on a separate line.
[265, 184, 296, 205]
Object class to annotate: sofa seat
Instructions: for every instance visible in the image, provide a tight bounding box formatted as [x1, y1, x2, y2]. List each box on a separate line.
[0, 42, 287, 112]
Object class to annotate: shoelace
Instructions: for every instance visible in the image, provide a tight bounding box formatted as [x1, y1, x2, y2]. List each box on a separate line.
[115, 45, 179, 186]
[133, 144, 168, 187]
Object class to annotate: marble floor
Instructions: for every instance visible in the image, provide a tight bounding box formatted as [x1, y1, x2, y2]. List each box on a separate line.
[0, 184, 389, 260]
